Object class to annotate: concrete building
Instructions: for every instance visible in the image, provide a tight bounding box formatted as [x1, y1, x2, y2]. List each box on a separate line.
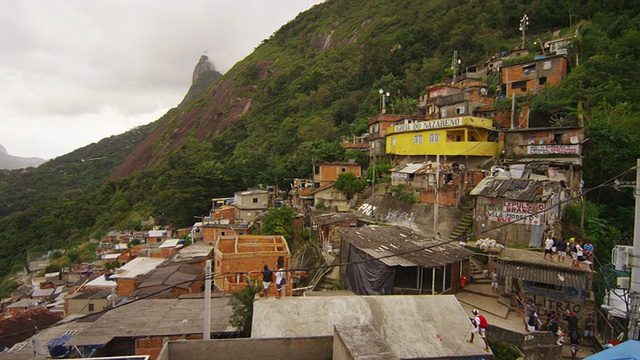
[470, 177, 568, 247]
[65, 297, 237, 359]
[368, 114, 426, 164]
[389, 161, 486, 207]
[156, 295, 492, 360]
[497, 247, 595, 327]
[109, 257, 166, 298]
[233, 188, 271, 224]
[251, 295, 492, 359]
[385, 116, 502, 168]
[64, 289, 112, 316]
[502, 125, 585, 197]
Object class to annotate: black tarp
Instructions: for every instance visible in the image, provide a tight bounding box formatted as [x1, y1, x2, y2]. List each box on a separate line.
[345, 246, 395, 295]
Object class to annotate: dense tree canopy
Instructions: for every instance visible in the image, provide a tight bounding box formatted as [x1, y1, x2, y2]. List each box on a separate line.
[0, 0, 639, 287]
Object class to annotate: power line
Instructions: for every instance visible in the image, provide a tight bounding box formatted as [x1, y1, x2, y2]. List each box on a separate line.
[4, 165, 635, 342]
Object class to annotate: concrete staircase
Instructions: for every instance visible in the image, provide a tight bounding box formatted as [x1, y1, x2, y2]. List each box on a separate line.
[449, 198, 474, 241]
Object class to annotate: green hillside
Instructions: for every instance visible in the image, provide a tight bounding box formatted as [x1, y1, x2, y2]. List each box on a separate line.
[0, 0, 639, 287]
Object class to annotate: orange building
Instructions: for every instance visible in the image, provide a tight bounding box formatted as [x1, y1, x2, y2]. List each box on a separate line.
[312, 162, 362, 189]
[213, 235, 291, 297]
[501, 55, 569, 97]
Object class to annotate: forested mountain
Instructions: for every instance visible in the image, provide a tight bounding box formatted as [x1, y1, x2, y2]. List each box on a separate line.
[0, 0, 639, 288]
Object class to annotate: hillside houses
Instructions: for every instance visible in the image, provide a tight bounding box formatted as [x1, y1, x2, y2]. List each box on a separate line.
[1, 27, 603, 360]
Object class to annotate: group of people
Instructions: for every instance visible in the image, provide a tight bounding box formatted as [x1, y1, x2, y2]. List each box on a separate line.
[257, 264, 287, 299]
[543, 236, 595, 271]
[524, 297, 596, 359]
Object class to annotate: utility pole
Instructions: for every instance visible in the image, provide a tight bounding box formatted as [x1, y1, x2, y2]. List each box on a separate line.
[434, 155, 440, 237]
[629, 159, 640, 340]
[204, 260, 211, 340]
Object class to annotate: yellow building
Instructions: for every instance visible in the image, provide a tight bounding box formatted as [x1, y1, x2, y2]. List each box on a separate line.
[386, 116, 502, 163]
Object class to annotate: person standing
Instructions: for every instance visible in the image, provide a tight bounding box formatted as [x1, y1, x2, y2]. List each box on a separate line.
[572, 240, 584, 269]
[564, 312, 579, 334]
[490, 270, 499, 294]
[584, 313, 595, 345]
[467, 309, 490, 352]
[524, 298, 539, 332]
[583, 241, 595, 271]
[544, 236, 555, 260]
[259, 264, 274, 298]
[556, 238, 567, 263]
[275, 268, 286, 299]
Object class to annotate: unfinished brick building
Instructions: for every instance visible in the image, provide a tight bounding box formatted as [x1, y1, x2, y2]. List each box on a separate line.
[213, 235, 291, 297]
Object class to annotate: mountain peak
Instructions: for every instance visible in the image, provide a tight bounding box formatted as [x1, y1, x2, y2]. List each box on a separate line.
[192, 55, 217, 85]
[0, 144, 46, 169]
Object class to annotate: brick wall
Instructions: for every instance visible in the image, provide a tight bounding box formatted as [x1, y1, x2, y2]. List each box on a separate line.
[117, 278, 137, 297]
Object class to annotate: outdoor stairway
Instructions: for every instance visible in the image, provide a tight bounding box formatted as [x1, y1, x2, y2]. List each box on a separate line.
[448, 199, 474, 241]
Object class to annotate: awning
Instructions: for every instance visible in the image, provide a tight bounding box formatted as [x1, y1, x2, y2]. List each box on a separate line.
[500, 263, 586, 290]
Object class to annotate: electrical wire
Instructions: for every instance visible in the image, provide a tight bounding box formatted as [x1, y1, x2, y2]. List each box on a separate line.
[3, 164, 635, 342]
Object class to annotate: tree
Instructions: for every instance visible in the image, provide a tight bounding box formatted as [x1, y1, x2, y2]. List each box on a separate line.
[333, 173, 368, 199]
[229, 281, 260, 336]
[260, 207, 297, 247]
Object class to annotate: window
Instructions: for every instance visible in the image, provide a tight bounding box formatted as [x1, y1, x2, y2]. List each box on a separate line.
[429, 133, 440, 143]
[543, 61, 552, 70]
[553, 133, 562, 144]
[523, 64, 536, 74]
[539, 77, 547, 85]
[252, 198, 259, 203]
[390, 137, 396, 146]
[341, 167, 346, 173]
[89, 303, 95, 312]
[442, 109, 448, 117]
[456, 106, 465, 114]
[511, 81, 527, 92]
[414, 135, 423, 144]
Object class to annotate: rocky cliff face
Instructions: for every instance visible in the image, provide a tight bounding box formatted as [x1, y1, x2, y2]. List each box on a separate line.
[0, 144, 46, 170]
[192, 55, 216, 84]
[108, 56, 249, 180]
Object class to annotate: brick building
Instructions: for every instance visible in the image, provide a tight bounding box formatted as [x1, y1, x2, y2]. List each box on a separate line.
[312, 162, 362, 189]
[501, 55, 569, 97]
[213, 235, 291, 297]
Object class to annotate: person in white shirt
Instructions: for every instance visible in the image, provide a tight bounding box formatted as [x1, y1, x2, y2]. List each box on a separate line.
[275, 268, 286, 299]
[544, 236, 555, 260]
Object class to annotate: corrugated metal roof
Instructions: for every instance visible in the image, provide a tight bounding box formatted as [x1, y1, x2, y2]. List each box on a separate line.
[500, 263, 586, 290]
[393, 163, 429, 174]
[469, 176, 564, 202]
[136, 263, 202, 290]
[339, 225, 473, 267]
[311, 211, 358, 226]
[66, 297, 236, 346]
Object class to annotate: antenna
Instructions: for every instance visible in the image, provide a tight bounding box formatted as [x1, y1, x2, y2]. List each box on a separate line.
[451, 50, 461, 84]
[519, 14, 529, 49]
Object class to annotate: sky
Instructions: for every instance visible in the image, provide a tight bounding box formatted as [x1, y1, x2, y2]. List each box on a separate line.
[0, 0, 324, 160]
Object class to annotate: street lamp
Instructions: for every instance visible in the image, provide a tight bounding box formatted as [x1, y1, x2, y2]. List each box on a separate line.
[519, 14, 529, 49]
[379, 89, 390, 114]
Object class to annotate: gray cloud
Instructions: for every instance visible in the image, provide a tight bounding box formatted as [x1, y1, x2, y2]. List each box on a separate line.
[0, 0, 323, 159]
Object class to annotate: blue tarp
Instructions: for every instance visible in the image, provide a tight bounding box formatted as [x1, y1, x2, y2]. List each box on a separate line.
[46, 334, 73, 358]
[584, 340, 640, 360]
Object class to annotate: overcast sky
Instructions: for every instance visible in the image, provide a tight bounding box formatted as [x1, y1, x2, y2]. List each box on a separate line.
[0, 1, 323, 159]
